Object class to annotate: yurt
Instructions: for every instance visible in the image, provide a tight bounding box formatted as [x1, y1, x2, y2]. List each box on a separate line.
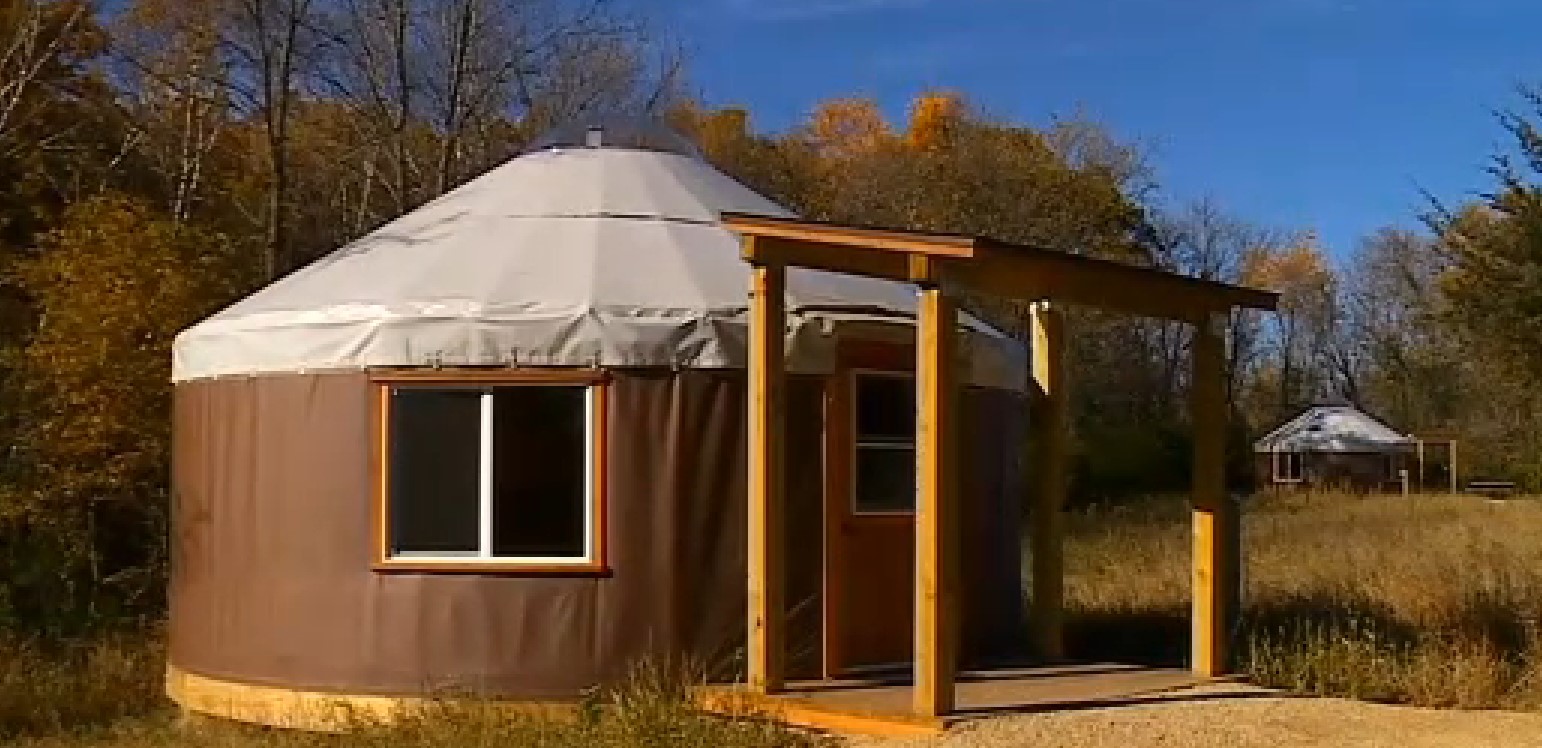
[166, 120, 1028, 725]
[1253, 404, 1416, 492]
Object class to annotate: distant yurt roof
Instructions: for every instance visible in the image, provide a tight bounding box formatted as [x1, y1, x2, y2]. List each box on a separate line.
[1253, 404, 1414, 453]
[172, 119, 1023, 386]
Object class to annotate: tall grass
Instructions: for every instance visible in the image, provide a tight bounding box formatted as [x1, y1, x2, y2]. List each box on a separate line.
[0, 631, 164, 738]
[0, 635, 825, 747]
[1063, 491, 1542, 710]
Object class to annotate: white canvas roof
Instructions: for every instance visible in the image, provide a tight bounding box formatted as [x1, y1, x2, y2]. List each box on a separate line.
[173, 141, 1023, 387]
[1254, 405, 1414, 453]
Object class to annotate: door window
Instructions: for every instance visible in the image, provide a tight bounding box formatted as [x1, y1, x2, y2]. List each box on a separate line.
[853, 372, 916, 514]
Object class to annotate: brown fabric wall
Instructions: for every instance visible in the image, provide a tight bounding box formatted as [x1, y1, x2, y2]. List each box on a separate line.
[1253, 451, 1407, 493]
[170, 369, 1021, 699]
[959, 387, 1026, 662]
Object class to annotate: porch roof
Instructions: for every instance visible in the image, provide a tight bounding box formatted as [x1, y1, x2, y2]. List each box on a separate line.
[722, 213, 1279, 321]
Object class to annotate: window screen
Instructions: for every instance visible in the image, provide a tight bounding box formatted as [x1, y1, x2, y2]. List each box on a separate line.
[853, 373, 916, 513]
[385, 383, 595, 564]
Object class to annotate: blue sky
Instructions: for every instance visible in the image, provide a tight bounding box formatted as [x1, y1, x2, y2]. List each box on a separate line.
[628, 0, 1540, 259]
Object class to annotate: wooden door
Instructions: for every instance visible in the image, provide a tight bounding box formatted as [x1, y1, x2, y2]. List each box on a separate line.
[823, 345, 917, 676]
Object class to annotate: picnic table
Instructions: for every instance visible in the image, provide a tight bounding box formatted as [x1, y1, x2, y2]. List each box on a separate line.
[1466, 480, 1518, 499]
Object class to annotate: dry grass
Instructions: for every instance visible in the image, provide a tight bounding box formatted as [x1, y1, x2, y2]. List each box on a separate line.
[0, 637, 825, 748]
[1063, 491, 1542, 710]
[0, 631, 165, 738]
[9, 491, 1541, 744]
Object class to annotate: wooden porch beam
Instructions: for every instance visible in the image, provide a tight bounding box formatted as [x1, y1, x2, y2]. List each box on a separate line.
[726, 214, 1279, 322]
[959, 247, 1275, 323]
[747, 254, 786, 694]
[914, 286, 959, 717]
[1190, 314, 1237, 678]
[742, 235, 933, 283]
[724, 211, 980, 258]
[1028, 302, 1069, 660]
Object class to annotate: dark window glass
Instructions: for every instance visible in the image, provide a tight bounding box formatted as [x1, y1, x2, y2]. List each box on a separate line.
[854, 373, 915, 513]
[856, 374, 915, 440]
[1279, 452, 1304, 480]
[389, 388, 482, 555]
[855, 444, 916, 513]
[491, 386, 589, 558]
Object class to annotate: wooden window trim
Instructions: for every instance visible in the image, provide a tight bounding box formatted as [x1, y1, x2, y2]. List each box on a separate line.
[369, 368, 610, 575]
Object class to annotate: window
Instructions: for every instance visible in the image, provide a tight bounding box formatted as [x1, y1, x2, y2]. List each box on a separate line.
[375, 375, 605, 571]
[1273, 451, 1303, 483]
[853, 372, 916, 514]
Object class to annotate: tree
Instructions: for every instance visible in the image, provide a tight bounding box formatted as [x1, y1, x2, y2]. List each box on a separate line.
[234, 0, 326, 278]
[113, 0, 233, 224]
[0, 0, 109, 247]
[1335, 228, 1460, 425]
[805, 97, 891, 160]
[1243, 235, 1337, 419]
[0, 0, 99, 157]
[904, 89, 964, 151]
[1414, 87, 1542, 484]
[2, 195, 254, 622]
[1148, 199, 1285, 408]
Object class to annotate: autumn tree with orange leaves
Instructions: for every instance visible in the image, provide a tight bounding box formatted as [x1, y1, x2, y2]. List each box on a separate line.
[1242, 236, 1338, 419]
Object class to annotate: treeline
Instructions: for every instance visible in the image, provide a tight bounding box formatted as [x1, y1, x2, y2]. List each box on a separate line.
[0, 0, 1536, 631]
[0, 0, 678, 630]
[674, 98, 1335, 497]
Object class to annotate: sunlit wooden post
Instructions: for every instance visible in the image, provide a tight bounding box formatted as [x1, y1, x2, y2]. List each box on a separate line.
[915, 284, 959, 717]
[1029, 301, 1068, 660]
[1191, 311, 1235, 678]
[747, 249, 786, 694]
[1449, 441, 1459, 495]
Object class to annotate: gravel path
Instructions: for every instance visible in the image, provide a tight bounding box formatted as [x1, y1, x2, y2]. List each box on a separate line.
[850, 687, 1542, 748]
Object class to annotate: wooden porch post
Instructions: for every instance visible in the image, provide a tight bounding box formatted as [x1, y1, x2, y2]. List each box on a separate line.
[915, 285, 959, 717]
[1028, 301, 1068, 660]
[747, 259, 786, 694]
[1416, 440, 1426, 492]
[1449, 441, 1458, 495]
[1191, 313, 1236, 678]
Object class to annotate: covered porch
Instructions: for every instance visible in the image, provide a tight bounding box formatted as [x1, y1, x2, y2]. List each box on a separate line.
[724, 213, 1279, 729]
[701, 662, 1258, 736]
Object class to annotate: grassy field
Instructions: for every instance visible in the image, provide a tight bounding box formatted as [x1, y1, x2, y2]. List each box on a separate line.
[1063, 491, 1542, 710]
[4, 491, 1541, 744]
[0, 637, 824, 747]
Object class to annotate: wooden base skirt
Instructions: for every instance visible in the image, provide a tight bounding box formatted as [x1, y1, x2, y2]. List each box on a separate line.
[165, 665, 568, 731]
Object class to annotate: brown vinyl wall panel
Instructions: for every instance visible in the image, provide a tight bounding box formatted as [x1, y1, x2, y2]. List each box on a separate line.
[170, 369, 1021, 699]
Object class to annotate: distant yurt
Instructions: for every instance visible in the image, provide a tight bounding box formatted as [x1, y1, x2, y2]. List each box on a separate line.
[167, 120, 1028, 725]
[1253, 404, 1415, 492]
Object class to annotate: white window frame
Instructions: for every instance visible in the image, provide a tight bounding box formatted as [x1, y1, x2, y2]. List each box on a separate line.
[377, 377, 605, 571]
[1272, 450, 1304, 483]
[850, 369, 918, 516]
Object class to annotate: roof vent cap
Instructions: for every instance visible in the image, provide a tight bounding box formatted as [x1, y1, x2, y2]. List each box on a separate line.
[526, 114, 702, 158]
